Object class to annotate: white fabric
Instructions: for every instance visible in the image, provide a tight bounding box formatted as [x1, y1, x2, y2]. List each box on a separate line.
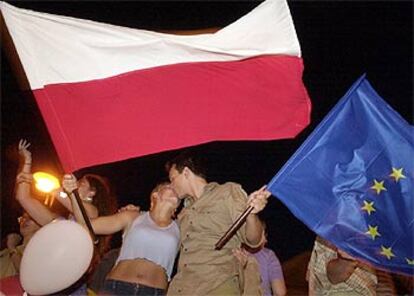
[116, 212, 180, 280]
[0, 0, 301, 89]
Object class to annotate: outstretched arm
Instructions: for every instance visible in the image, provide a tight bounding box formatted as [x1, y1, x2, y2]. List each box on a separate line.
[15, 140, 57, 225]
[62, 174, 138, 235]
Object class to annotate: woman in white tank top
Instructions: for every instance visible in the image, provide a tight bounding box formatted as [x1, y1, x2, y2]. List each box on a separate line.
[63, 177, 180, 296]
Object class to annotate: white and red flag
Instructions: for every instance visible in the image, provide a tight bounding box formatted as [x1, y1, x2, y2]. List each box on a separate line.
[1, 0, 311, 172]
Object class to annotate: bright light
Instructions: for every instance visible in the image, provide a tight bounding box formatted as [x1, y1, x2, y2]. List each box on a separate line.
[59, 191, 68, 198]
[33, 172, 60, 193]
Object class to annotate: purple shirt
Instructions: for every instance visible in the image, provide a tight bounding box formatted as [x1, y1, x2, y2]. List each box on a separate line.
[251, 247, 284, 296]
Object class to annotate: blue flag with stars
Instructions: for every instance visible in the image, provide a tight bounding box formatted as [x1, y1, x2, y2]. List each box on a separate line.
[268, 75, 414, 275]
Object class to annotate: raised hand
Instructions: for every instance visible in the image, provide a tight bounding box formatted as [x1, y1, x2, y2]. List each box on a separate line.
[16, 172, 33, 185]
[62, 174, 78, 194]
[247, 185, 272, 214]
[18, 139, 32, 164]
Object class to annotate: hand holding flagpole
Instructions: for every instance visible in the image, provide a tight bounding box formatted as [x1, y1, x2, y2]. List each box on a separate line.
[62, 175, 98, 244]
[70, 189, 98, 244]
[215, 185, 271, 250]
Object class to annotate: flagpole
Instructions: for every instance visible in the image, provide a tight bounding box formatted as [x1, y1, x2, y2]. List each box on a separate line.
[71, 189, 98, 244]
[215, 206, 254, 250]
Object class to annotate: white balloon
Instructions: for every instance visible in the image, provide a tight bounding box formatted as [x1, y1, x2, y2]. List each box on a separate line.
[20, 220, 93, 295]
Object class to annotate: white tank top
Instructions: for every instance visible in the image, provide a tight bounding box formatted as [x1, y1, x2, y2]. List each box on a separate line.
[116, 211, 180, 280]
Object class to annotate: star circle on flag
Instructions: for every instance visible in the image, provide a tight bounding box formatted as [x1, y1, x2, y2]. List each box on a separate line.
[371, 179, 387, 195]
[390, 167, 406, 182]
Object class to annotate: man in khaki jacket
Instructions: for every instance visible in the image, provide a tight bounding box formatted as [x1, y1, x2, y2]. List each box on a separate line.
[166, 153, 271, 295]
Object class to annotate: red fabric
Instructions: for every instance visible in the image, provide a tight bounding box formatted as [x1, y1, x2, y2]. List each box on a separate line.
[33, 55, 311, 172]
[0, 276, 24, 295]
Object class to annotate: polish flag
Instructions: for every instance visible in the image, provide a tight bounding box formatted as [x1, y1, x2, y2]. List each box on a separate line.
[1, 0, 311, 172]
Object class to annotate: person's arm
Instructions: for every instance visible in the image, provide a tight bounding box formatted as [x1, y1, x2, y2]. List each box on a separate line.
[245, 215, 263, 246]
[267, 250, 287, 296]
[326, 250, 358, 284]
[16, 140, 58, 225]
[62, 174, 138, 235]
[271, 279, 287, 296]
[82, 210, 138, 235]
[245, 186, 271, 245]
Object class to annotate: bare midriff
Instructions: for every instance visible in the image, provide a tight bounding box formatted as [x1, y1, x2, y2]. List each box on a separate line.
[107, 258, 168, 289]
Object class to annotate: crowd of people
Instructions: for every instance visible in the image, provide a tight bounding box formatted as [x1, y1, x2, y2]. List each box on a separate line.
[1, 140, 412, 295]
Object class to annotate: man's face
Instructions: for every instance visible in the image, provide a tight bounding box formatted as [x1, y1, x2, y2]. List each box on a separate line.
[168, 166, 188, 199]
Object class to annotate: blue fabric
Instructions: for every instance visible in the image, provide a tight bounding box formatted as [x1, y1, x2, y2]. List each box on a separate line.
[268, 75, 413, 275]
[48, 281, 87, 296]
[68, 284, 88, 296]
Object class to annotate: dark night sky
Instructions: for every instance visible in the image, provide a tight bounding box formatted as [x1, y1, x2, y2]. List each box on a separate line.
[1, 1, 412, 261]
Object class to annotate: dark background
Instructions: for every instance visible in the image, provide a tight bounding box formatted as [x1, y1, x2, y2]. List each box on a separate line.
[1, 1, 412, 262]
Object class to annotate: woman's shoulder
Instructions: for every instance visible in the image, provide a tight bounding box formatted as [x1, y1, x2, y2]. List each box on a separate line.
[122, 211, 146, 234]
[123, 210, 144, 223]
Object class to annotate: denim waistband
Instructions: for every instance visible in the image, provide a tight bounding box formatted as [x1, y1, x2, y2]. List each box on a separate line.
[103, 279, 166, 296]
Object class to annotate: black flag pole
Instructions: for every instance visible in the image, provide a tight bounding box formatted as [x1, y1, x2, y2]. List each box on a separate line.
[71, 189, 98, 244]
[215, 205, 254, 250]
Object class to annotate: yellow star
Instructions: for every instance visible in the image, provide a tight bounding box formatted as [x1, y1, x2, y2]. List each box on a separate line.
[380, 246, 395, 260]
[361, 200, 376, 215]
[390, 167, 406, 182]
[365, 225, 381, 240]
[406, 258, 414, 265]
[371, 179, 387, 195]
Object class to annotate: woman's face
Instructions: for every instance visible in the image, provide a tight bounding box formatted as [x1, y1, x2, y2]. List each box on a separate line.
[77, 177, 93, 200]
[77, 177, 99, 217]
[158, 186, 180, 210]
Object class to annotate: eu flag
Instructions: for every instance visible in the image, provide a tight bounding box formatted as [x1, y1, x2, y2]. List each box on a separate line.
[268, 75, 414, 275]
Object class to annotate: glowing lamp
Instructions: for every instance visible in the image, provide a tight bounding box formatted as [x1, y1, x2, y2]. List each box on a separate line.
[33, 172, 60, 193]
